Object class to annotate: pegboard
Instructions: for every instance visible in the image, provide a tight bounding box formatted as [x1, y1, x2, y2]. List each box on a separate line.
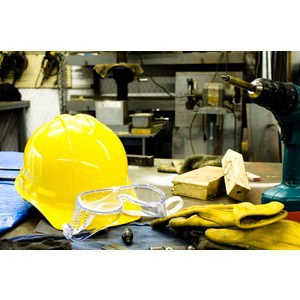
[1, 52, 72, 88]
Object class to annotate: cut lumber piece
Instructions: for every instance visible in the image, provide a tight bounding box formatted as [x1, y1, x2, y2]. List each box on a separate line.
[246, 172, 261, 182]
[171, 166, 225, 200]
[222, 149, 250, 201]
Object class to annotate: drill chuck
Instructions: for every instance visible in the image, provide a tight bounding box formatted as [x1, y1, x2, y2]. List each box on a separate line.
[249, 78, 298, 115]
[221, 75, 298, 115]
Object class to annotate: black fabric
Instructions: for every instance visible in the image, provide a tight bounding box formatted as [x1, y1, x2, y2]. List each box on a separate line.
[0, 238, 71, 250]
[0, 84, 21, 101]
[196, 235, 243, 250]
[173, 228, 243, 250]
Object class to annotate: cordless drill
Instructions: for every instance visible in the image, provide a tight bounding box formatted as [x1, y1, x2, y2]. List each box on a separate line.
[221, 75, 300, 221]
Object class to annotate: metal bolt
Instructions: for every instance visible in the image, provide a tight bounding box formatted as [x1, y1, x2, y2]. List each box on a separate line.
[122, 228, 133, 246]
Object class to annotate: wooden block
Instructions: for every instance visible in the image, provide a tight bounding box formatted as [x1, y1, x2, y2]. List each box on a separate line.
[222, 149, 250, 201]
[171, 166, 225, 200]
[131, 127, 153, 134]
[246, 172, 262, 182]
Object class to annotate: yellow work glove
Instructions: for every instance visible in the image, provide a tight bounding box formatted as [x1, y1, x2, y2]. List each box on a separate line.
[157, 154, 222, 174]
[205, 220, 300, 250]
[179, 154, 222, 174]
[151, 201, 287, 229]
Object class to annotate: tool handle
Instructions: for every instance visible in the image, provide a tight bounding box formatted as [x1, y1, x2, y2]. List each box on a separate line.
[282, 142, 300, 184]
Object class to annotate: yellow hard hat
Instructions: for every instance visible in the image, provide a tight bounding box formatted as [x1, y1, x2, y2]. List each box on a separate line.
[15, 114, 140, 230]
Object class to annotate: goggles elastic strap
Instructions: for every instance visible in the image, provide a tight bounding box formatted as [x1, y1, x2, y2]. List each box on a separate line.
[123, 209, 157, 217]
[165, 196, 184, 216]
[123, 196, 184, 218]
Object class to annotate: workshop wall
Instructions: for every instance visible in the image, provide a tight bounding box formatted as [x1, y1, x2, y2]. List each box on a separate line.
[1, 51, 256, 158]
[20, 64, 94, 140]
[1, 52, 95, 149]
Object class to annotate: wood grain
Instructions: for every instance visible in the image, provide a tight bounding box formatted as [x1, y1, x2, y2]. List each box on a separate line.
[222, 149, 250, 201]
[172, 166, 225, 200]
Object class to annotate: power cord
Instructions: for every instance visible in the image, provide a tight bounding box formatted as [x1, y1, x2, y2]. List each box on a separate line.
[210, 51, 225, 82]
[138, 52, 187, 99]
[138, 53, 174, 97]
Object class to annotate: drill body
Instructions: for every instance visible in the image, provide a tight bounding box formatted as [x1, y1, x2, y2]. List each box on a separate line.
[251, 79, 300, 213]
[222, 75, 300, 215]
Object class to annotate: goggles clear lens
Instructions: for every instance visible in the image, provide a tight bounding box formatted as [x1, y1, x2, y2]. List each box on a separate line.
[62, 184, 183, 241]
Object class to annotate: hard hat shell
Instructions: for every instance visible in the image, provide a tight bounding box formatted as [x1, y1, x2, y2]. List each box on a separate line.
[15, 114, 140, 230]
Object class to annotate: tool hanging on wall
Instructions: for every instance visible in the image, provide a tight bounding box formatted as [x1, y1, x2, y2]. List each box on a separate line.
[0, 51, 28, 84]
[35, 51, 60, 88]
[185, 78, 201, 110]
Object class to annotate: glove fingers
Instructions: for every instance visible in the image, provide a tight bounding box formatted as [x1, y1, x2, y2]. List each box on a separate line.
[179, 154, 222, 173]
[151, 204, 238, 229]
[234, 201, 287, 229]
[205, 220, 300, 250]
[157, 165, 177, 173]
[169, 215, 220, 228]
[152, 201, 287, 230]
[205, 228, 253, 249]
[151, 206, 210, 228]
[198, 206, 236, 227]
[196, 235, 244, 250]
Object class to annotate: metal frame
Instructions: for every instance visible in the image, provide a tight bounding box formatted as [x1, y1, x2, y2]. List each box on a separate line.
[66, 52, 246, 66]
[0, 101, 30, 111]
[66, 99, 175, 112]
[0, 101, 30, 151]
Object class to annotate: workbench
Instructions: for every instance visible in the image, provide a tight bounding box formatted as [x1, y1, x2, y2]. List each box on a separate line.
[1, 159, 282, 242]
[117, 130, 160, 155]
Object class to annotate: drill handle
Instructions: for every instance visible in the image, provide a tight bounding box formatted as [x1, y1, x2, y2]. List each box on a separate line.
[282, 143, 300, 184]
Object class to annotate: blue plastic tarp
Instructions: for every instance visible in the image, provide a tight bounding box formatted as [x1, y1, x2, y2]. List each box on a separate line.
[0, 170, 20, 180]
[0, 181, 34, 235]
[0, 151, 34, 235]
[0, 151, 23, 170]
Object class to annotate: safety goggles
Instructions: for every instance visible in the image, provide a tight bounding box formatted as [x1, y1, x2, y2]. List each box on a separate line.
[62, 184, 183, 241]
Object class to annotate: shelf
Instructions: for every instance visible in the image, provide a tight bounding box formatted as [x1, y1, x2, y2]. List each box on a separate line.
[66, 52, 246, 66]
[0, 101, 30, 111]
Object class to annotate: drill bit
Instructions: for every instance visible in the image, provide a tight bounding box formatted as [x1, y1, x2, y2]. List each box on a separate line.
[221, 75, 255, 92]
